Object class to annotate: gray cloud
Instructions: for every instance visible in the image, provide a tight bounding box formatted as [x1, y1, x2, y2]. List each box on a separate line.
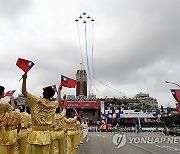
[0, 0, 31, 19]
[1, 0, 180, 107]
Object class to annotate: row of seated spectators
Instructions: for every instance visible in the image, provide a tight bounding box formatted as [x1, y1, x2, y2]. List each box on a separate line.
[88, 125, 164, 133]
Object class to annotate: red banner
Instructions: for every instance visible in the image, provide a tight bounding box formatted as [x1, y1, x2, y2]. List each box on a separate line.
[60, 101, 101, 109]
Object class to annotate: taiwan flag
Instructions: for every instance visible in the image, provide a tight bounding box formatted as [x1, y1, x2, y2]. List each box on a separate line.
[176, 103, 180, 113]
[16, 58, 35, 73]
[5, 90, 16, 97]
[61, 75, 77, 88]
[43, 85, 57, 92]
[171, 89, 180, 103]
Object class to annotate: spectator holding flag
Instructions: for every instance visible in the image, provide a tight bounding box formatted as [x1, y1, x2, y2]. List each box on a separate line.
[21, 73, 61, 154]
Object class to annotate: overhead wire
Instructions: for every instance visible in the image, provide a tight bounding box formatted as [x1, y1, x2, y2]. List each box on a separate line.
[92, 75, 124, 95]
[91, 83, 105, 98]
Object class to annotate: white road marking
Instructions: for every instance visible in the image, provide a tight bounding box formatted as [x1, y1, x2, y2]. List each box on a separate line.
[87, 138, 89, 142]
[129, 143, 161, 154]
[154, 144, 180, 152]
[155, 145, 161, 148]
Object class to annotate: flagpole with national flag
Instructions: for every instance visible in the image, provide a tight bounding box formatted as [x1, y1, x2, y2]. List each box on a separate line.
[61, 74, 77, 88]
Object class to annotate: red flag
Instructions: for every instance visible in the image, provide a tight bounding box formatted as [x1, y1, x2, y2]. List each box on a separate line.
[61, 75, 77, 88]
[77, 114, 82, 120]
[43, 85, 57, 92]
[171, 89, 180, 103]
[16, 58, 35, 73]
[176, 103, 180, 113]
[5, 90, 16, 97]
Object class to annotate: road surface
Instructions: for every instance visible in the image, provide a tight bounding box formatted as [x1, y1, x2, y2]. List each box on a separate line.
[77, 132, 180, 154]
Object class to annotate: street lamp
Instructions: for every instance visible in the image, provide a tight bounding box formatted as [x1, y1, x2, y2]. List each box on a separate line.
[165, 81, 180, 88]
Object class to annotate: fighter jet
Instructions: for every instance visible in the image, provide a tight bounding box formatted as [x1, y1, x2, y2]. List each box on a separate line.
[79, 15, 83, 19]
[83, 12, 86, 15]
[75, 19, 79, 22]
[83, 20, 87, 23]
[87, 16, 91, 19]
[91, 19, 95, 22]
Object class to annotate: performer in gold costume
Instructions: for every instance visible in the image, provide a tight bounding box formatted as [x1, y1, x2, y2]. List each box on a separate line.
[75, 120, 80, 149]
[18, 105, 32, 154]
[0, 108, 21, 154]
[21, 73, 60, 154]
[0, 86, 19, 154]
[64, 109, 77, 154]
[50, 86, 67, 154]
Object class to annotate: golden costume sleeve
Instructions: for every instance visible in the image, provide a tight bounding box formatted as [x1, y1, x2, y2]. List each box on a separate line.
[26, 93, 38, 105]
[60, 109, 66, 117]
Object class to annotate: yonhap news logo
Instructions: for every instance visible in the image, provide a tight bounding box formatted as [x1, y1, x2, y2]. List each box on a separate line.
[112, 133, 126, 148]
[112, 133, 180, 149]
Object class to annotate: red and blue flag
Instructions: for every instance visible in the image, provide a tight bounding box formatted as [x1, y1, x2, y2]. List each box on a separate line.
[176, 103, 180, 113]
[170, 89, 180, 103]
[61, 75, 77, 88]
[16, 58, 35, 73]
[5, 90, 16, 97]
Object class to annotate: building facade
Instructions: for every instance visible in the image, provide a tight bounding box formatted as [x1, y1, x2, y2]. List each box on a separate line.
[100, 92, 159, 125]
[103, 92, 158, 111]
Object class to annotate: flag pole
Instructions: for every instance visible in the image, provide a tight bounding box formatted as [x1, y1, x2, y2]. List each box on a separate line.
[19, 77, 23, 81]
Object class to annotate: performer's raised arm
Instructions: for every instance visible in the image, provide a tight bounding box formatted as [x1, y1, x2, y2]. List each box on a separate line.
[21, 73, 28, 97]
[63, 94, 67, 109]
[56, 85, 62, 107]
[73, 108, 78, 116]
[10, 96, 15, 110]
[60, 94, 67, 117]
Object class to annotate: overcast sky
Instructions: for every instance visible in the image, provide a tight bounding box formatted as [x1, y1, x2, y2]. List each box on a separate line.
[1, 0, 180, 107]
